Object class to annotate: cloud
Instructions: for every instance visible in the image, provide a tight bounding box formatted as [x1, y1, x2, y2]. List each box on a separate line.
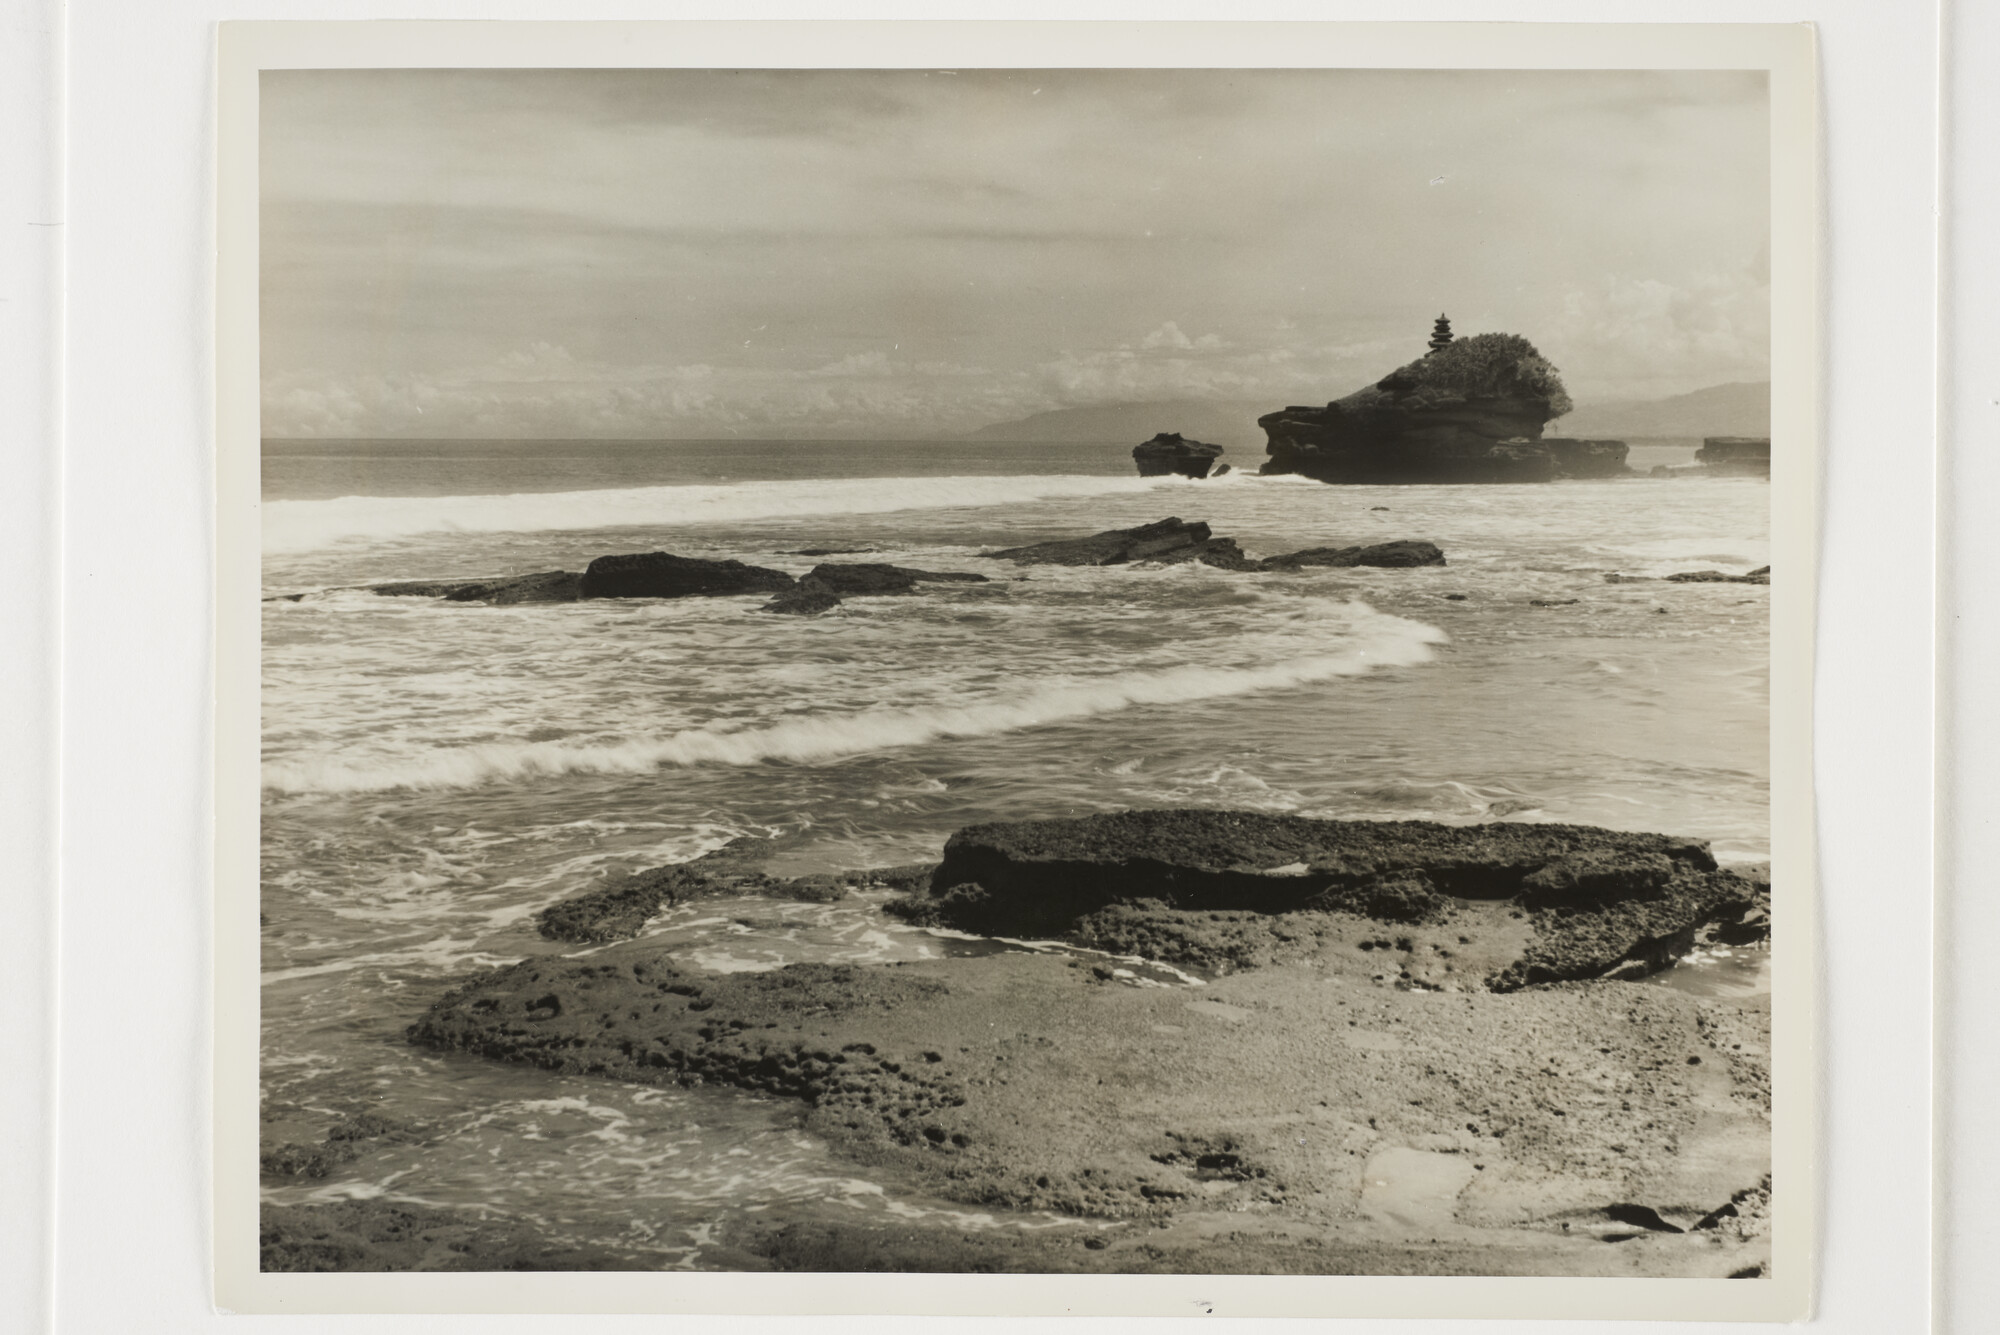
[1541, 267, 1769, 399]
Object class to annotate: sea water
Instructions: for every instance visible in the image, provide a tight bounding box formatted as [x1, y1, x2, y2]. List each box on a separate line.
[258, 436, 1769, 1265]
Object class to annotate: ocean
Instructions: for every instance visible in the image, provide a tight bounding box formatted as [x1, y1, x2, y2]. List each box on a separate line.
[258, 436, 1769, 1267]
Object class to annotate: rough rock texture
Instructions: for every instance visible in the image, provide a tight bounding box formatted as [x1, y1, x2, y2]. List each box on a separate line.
[260, 1200, 648, 1273]
[980, 520, 1446, 574]
[1132, 432, 1226, 479]
[1696, 437, 1771, 477]
[760, 578, 844, 616]
[1604, 567, 1770, 586]
[407, 939, 1771, 1276]
[535, 837, 936, 943]
[368, 571, 584, 604]
[1260, 541, 1447, 570]
[981, 517, 1225, 566]
[886, 810, 1759, 991]
[1667, 567, 1770, 585]
[1547, 438, 1633, 478]
[261, 1112, 424, 1179]
[802, 562, 990, 595]
[1258, 334, 1584, 483]
[578, 551, 796, 600]
[760, 562, 992, 615]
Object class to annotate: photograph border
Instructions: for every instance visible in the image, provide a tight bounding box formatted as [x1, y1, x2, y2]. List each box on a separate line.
[213, 19, 1818, 1318]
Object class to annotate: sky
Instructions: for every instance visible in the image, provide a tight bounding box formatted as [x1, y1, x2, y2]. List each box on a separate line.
[261, 67, 1770, 439]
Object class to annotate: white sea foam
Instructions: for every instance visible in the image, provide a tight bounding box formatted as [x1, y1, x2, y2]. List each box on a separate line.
[263, 607, 1445, 794]
[263, 473, 1182, 553]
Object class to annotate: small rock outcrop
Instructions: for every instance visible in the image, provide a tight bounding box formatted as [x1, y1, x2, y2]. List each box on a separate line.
[1696, 437, 1771, 477]
[1258, 332, 1629, 483]
[1260, 541, 1446, 570]
[578, 551, 796, 600]
[1603, 566, 1770, 586]
[760, 562, 990, 616]
[982, 520, 1446, 573]
[1132, 433, 1225, 479]
[981, 517, 1226, 566]
[536, 837, 935, 943]
[804, 563, 990, 596]
[369, 571, 581, 604]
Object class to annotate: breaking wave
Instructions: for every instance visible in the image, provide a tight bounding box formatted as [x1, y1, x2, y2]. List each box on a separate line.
[263, 473, 1181, 553]
[263, 610, 1446, 794]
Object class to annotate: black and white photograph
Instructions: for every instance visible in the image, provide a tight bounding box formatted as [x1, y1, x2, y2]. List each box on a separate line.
[235, 37, 1810, 1304]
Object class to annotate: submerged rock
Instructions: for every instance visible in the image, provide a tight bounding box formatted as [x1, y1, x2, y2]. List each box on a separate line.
[1666, 566, 1770, 585]
[1132, 432, 1225, 479]
[1605, 566, 1770, 586]
[578, 551, 796, 600]
[759, 578, 844, 616]
[759, 562, 992, 615]
[368, 571, 582, 604]
[803, 562, 990, 595]
[982, 519, 1446, 573]
[535, 838, 935, 943]
[1260, 541, 1446, 570]
[981, 517, 1222, 566]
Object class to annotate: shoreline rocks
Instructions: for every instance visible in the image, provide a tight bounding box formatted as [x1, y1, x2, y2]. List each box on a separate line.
[1132, 432, 1225, 479]
[393, 808, 1771, 1276]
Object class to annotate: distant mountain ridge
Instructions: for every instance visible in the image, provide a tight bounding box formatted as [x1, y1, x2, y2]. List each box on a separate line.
[1552, 382, 1770, 439]
[962, 382, 1771, 449]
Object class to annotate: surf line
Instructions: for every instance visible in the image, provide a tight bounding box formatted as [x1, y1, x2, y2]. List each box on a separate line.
[263, 620, 1446, 795]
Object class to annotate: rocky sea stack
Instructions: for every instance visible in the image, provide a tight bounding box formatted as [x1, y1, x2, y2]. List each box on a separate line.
[1258, 330, 1630, 484]
[1132, 432, 1225, 479]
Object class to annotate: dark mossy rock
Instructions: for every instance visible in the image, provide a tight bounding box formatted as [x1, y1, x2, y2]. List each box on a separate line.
[897, 809, 1714, 937]
[1132, 432, 1225, 479]
[1494, 867, 1768, 991]
[444, 570, 582, 604]
[535, 837, 792, 942]
[579, 551, 796, 600]
[981, 517, 1221, 566]
[536, 840, 940, 943]
[760, 576, 844, 616]
[1259, 541, 1446, 570]
[885, 809, 1749, 989]
[804, 562, 990, 595]
[1666, 567, 1770, 585]
[368, 571, 582, 604]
